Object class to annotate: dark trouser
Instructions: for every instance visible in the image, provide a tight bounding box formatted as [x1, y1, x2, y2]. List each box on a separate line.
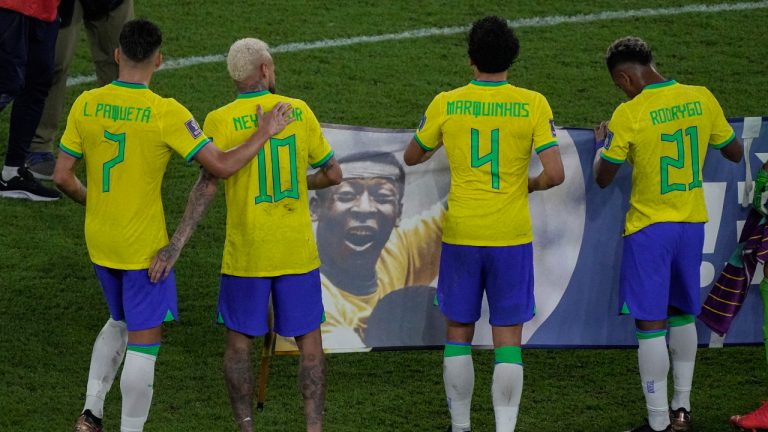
[0, 8, 59, 167]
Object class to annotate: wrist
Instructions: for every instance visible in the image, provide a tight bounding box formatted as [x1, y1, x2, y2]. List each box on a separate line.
[595, 138, 605, 152]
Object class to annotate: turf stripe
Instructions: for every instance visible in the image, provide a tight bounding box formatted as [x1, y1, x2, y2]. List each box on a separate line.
[66, 2, 768, 87]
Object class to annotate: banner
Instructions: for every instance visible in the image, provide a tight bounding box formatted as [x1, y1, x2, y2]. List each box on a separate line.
[276, 118, 768, 352]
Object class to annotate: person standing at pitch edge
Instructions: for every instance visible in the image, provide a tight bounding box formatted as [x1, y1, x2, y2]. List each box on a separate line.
[54, 20, 294, 432]
[404, 16, 564, 432]
[148, 38, 342, 432]
[593, 36, 743, 432]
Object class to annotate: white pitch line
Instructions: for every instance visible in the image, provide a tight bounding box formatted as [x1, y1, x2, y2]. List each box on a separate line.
[66, 1, 768, 87]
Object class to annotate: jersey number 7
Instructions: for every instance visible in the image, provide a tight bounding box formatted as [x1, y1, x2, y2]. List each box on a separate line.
[102, 131, 126, 192]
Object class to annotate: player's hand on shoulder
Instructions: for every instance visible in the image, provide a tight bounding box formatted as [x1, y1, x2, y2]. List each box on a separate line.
[257, 102, 295, 137]
[148, 242, 181, 283]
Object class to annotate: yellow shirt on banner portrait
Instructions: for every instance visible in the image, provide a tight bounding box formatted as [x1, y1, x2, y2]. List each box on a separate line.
[59, 81, 210, 269]
[203, 90, 334, 276]
[276, 204, 443, 352]
[600, 81, 736, 236]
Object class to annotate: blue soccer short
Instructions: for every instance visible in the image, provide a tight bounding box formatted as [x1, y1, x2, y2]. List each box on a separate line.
[217, 269, 324, 338]
[94, 264, 178, 332]
[619, 222, 704, 321]
[437, 242, 535, 326]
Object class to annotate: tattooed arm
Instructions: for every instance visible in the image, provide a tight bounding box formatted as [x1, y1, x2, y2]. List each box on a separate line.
[307, 156, 342, 190]
[148, 169, 219, 282]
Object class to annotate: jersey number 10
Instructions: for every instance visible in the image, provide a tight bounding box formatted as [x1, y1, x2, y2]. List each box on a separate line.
[255, 135, 299, 204]
[660, 126, 702, 195]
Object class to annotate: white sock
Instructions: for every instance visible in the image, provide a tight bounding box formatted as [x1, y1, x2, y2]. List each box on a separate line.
[444, 347, 473, 432]
[83, 319, 128, 418]
[2, 165, 19, 181]
[492, 363, 523, 432]
[120, 348, 158, 432]
[637, 331, 670, 431]
[669, 320, 697, 411]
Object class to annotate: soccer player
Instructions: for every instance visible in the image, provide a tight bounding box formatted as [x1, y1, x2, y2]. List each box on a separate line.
[148, 38, 341, 432]
[53, 20, 293, 432]
[312, 150, 442, 348]
[593, 36, 743, 432]
[403, 16, 564, 432]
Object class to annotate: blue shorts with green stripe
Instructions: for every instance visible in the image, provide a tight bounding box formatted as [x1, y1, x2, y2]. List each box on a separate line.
[94, 264, 177, 332]
[218, 269, 324, 338]
[619, 222, 704, 321]
[437, 242, 534, 326]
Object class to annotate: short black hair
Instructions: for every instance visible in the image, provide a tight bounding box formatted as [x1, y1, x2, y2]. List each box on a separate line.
[605, 36, 653, 72]
[119, 19, 162, 63]
[315, 150, 406, 201]
[468, 16, 519, 73]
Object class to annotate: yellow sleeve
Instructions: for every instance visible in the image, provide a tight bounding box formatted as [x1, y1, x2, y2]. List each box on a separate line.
[161, 99, 211, 161]
[59, 94, 85, 158]
[413, 93, 445, 151]
[532, 94, 558, 153]
[601, 104, 633, 164]
[304, 104, 334, 168]
[202, 110, 231, 151]
[704, 89, 736, 149]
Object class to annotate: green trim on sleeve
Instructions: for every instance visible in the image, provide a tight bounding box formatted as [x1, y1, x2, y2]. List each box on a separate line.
[184, 137, 211, 161]
[310, 150, 334, 168]
[600, 152, 625, 165]
[58, 143, 82, 159]
[413, 134, 434, 151]
[535, 140, 558, 154]
[668, 314, 695, 328]
[711, 131, 736, 149]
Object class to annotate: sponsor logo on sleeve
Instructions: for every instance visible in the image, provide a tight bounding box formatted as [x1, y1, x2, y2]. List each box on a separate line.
[185, 118, 203, 139]
[605, 130, 614, 149]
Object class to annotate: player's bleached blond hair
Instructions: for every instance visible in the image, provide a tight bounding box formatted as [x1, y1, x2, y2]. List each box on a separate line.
[227, 38, 271, 82]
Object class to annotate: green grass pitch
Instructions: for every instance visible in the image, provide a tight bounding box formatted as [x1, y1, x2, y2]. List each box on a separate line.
[1, 1, 768, 430]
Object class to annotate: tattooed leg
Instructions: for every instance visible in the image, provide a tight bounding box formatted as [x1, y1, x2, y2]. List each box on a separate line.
[295, 328, 326, 432]
[224, 330, 255, 432]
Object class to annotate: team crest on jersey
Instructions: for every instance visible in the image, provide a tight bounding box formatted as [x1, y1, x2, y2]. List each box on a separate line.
[185, 118, 203, 139]
[549, 119, 556, 137]
[604, 130, 614, 150]
[418, 115, 426, 131]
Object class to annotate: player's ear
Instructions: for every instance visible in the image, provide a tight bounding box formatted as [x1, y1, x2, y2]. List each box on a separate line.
[154, 51, 163, 69]
[114, 48, 120, 65]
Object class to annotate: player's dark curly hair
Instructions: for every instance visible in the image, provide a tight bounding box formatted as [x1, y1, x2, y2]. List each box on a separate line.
[605, 36, 653, 72]
[119, 19, 163, 63]
[468, 16, 519, 73]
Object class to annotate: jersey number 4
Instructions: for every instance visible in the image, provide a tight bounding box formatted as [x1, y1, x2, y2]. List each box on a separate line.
[255, 135, 299, 204]
[102, 131, 125, 192]
[470, 128, 500, 190]
[660, 126, 702, 195]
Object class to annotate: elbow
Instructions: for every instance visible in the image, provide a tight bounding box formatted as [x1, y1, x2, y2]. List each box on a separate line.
[52, 170, 68, 190]
[549, 171, 565, 188]
[596, 178, 610, 189]
[403, 155, 418, 167]
[208, 163, 233, 179]
[328, 167, 343, 186]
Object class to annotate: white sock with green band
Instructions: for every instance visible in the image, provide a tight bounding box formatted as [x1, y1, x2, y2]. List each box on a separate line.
[637, 329, 670, 431]
[668, 315, 697, 411]
[120, 344, 159, 432]
[444, 342, 473, 432]
[492, 346, 523, 432]
[84, 319, 128, 418]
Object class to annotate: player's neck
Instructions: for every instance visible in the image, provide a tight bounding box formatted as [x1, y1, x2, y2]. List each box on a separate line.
[637, 68, 666, 89]
[117, 68, 153, 87]
[473, 71, 508, 83]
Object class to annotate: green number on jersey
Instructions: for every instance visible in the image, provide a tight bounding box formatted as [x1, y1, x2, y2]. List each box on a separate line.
[255, 134, 299, 204]
[102, 131, 126, 192]
[660, 126, 701, 195]
[470, 128, 500, 190]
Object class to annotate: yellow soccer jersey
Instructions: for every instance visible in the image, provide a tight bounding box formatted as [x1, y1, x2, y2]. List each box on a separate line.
[600, 80, 736, 236]
[414, 80, 558, 246]
[203, 91, 334, 276]
[59, 81, 210, 269]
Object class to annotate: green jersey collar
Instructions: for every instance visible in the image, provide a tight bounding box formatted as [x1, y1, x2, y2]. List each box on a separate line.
[470, 79, 508, 87]
[237, 90, 270, 99]
[643, 80, 677, 91]
[111, 80, 148, 89]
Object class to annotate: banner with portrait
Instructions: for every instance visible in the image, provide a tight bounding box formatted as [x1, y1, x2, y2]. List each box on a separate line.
[276, 117, 768, 353]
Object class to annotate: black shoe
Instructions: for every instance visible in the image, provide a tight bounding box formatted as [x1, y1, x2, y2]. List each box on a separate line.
[669, 407, 692, 431]
[626, 421, 671, 432]
[0, 166, 60, 201]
